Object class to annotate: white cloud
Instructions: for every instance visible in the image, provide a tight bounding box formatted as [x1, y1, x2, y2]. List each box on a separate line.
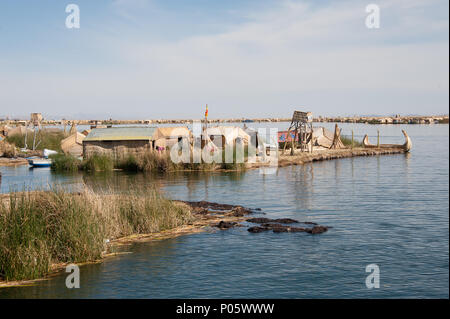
[116, 0, 449, 93]
[0, 0, 448, 118]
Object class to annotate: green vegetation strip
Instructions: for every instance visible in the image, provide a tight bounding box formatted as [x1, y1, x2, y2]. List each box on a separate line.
[5, 131, 65, 152]
[51, 151, 247, 173]
[340, 136, 363, 147]
[0, 187, 192, 281]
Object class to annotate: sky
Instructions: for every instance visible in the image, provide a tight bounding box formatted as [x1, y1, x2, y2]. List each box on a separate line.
[0, 0, 448, 120]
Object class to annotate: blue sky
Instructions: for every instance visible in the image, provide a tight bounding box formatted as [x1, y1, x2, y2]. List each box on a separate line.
[0, 0, 448, 119]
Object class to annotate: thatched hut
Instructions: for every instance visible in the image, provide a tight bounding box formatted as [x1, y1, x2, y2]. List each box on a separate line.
[203, 126, 250, 148]
[61, 132, 85, 157]
[153, 126, 190, 150]
[82, 127, 158, 159]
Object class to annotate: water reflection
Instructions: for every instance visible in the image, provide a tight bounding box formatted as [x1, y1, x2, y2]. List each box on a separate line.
[0, 237, 184, 299]
[291, 164, 315, 211]
[0, 165, 84, 193]
[80, 170, 248, 200]
[334, 158, 341, 184]
[0, 124, 448, 298]
[351, 157, 355, 179]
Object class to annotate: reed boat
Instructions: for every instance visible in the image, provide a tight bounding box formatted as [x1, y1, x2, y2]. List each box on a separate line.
[363, 130, 412, 152]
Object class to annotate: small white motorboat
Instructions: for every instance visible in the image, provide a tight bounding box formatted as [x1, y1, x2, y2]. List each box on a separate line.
[28, 158, 52, 168]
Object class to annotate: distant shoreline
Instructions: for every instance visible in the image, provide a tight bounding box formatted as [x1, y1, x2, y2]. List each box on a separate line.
[0, 115, 448, 126]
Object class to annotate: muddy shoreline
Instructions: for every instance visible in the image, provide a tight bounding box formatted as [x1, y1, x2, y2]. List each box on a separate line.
[0, 157, 28, 167]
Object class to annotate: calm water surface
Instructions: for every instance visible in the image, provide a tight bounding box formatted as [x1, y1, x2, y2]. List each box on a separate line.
[0, 123, 448, 298]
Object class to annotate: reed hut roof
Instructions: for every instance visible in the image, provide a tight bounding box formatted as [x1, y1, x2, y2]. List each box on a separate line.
[153, 126, 190, 140]
[83, 127, 158, 142]
[205, 126, 250, 145]
[61, 132, 85, 152]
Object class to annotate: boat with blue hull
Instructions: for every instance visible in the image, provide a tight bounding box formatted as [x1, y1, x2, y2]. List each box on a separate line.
[27, 158, 52, 168]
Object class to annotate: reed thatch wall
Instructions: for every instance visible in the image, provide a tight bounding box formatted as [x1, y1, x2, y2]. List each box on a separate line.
[83, 140, 153, 159]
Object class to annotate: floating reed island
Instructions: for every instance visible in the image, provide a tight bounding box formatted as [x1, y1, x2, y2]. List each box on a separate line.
[248, 127, 412, 169]
[0, 186, 191, 284]
[0, 186, 329, 287]
[1, 117, 414, 181]
[0, 127, 412, 171]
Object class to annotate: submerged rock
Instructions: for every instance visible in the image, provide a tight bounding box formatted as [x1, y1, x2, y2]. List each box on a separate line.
[247, 217, 299, 224]
[263, 223, 306, 233]
[272, 226, 307, 233]
[230, 206, 253, 217]
[215, 221, 240, 229]
[247, 224, 306, 233]
[305, 226, 329, 234]
[247, 218, 273, 224]
[273, 218, 299, 224]
[247, 220, 330, 235]
[185, 201, 236, 211]
[195, 208, 210, 215]
[183, 200, 330, 235]
[247, 226, 271, 233]
[184, 200, 255, 217]
[302, 221, 318, 225]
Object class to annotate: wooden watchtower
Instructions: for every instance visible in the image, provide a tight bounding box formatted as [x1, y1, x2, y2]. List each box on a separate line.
[282, 110, 313, 155]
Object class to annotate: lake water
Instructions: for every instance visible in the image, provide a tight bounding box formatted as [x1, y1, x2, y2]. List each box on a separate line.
[0, 123, 448, 298]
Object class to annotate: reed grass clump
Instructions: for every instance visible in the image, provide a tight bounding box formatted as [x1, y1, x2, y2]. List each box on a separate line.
[115, 151, 235, 172]
[116, 154, 140, 172]
[74, 148, 247, 173]
[81, 154, 114, 172]
[0, 190, 104, 280]
[0, 140, 16, 158]
[219, 147, 247, 170]
[50, 154, 81, 172]
[6, 131, 65, 152]
[341, 136, 363, 147]
[0, 186, 192, 281]
[111, 188, 192, 236]
[119, 151, 179, 173]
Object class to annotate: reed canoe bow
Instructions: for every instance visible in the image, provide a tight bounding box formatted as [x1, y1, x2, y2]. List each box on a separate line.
[362, 130, 412, 152]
